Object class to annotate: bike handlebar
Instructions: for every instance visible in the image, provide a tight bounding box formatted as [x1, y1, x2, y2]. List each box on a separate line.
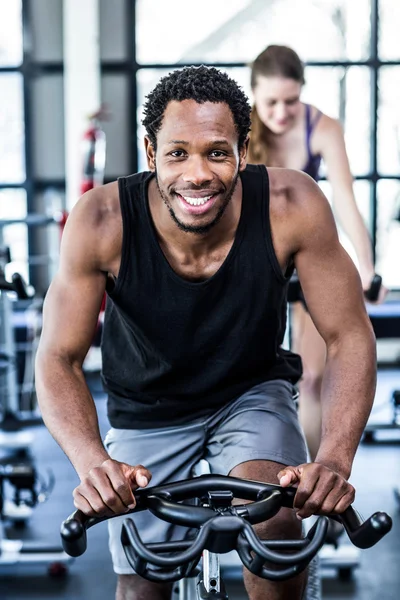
[60, 474, 392, 582]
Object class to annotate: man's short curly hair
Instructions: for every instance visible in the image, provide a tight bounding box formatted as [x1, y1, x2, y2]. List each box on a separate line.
[142, 66, 251, 150]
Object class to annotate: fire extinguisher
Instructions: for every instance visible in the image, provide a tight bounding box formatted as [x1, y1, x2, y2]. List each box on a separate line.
[58, 107, 108, 240]
[80, 107, 107, 195]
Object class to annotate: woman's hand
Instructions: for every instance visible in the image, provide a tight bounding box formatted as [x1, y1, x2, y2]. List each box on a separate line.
[361, 272, 388, 305]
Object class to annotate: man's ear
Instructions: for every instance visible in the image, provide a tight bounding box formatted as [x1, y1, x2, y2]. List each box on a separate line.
[239, 137, 249, 171]
[144, 136, 156, 171]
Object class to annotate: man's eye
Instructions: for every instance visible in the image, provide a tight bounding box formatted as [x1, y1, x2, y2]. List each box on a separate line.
[210, 151, 226, 158]
[170, 151, 186, 157]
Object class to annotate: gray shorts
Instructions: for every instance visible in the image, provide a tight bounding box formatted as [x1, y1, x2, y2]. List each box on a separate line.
[104, 379, 307, 575]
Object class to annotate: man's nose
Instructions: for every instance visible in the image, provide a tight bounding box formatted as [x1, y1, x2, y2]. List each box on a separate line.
[181, 156, 213, 186]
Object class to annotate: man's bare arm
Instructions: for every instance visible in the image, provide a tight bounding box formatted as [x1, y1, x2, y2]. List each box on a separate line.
[278, 173, 376, 517]
[35, 191, 150, 516]
[294, 177, 376, 475]
[36, 196, 108, 474]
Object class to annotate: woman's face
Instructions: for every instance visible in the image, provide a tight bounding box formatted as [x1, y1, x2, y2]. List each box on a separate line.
[252, 75, 302, 134]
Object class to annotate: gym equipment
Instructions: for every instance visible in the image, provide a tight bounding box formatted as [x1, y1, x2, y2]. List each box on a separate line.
[367, 300, 400, 340]
[0, 214, 61, 283]
[394, 487, 400, 510]
[0, 458, 70, 574]
[364, 274, 383, 303]
[363, 300, 400, 443]
[0, 246, 71, 574]
[0, 245, 41, 433]
[363, 388, 400, 442]
[61, 474, 391, 599]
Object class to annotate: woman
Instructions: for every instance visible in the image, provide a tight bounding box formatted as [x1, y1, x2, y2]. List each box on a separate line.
[248, 45, 386, 462]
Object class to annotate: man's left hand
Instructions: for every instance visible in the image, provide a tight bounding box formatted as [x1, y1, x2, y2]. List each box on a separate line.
[277, 463, 355, 519]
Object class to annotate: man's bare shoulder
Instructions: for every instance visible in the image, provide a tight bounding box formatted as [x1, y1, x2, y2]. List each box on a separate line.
[267, 167, 321, 213]
[63, 181, 122, 271]
[73, 181, 121, 229]
[266, 167, 336, 255]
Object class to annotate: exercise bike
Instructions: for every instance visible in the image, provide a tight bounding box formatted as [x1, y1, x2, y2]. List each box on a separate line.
[0, 246, 71, 574]
[60, 474, 392, 599]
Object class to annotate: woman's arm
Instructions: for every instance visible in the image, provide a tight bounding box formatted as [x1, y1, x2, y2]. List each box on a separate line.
[315, 116, 385, 298]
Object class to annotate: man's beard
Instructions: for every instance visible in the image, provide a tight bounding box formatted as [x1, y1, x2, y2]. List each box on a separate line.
[155, 171, 239, 235]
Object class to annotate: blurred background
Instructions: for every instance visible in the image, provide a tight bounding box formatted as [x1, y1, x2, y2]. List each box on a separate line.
[1, 0, 400, 294]
[0, 1, 399, 599]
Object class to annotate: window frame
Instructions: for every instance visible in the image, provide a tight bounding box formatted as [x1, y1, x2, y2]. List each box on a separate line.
[2, 0, 398, 289]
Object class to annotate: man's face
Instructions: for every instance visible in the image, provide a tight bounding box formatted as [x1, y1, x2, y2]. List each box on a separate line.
[145, 100, 247, 234]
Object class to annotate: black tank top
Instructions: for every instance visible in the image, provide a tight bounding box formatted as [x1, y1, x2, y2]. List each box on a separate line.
[101, 164, 302, 428]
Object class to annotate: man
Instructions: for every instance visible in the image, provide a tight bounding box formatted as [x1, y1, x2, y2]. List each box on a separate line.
[36, 66, 376, 600]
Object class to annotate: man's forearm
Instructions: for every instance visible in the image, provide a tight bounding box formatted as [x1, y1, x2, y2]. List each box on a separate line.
[315, 325, 376, 478]
[35, 352, 110, 477]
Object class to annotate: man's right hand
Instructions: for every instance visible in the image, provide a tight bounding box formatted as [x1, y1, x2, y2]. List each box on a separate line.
[73, 459, 152, 517]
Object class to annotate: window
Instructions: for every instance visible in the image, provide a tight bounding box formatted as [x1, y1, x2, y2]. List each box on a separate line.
[0, 1, 27, 281]
[378, 0, 400, 60]
[0, 73, 25, 184]
[0, 0, 23, 67]
[376, 180, 400, 288]
[133, 0, 399, 289]
[3, 1, 399, 289]
[378, 67, 400, 176]
[0, 188, 28, 282]
[136, 0, 371, 64]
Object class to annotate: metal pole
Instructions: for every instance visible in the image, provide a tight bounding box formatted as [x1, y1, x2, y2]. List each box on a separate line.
[369, 0, 379, 261]
[128, 0, 138, 174]
[21, 0, 35, 286]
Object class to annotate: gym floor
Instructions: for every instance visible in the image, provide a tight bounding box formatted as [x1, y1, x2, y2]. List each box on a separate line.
[1, 370, 399, 600]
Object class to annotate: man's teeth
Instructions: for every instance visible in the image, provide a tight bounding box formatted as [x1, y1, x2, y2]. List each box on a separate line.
[181, 195, 212, 206]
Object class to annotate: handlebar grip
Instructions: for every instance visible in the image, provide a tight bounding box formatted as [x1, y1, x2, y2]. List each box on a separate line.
[60, 505, 145, 557]
[12, 272, 32, 299]
[364, 274, 382, 302]
[342, 510, 392, 549]
[60, 510, 88, 557]
[0, 276, 15, 292]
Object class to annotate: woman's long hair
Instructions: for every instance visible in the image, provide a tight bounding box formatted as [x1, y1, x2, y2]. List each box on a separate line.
[248, 45, 305, 165]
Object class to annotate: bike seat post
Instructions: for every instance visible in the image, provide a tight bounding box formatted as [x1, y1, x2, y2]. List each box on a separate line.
[198, 550, 228, 599]
[203, 550, 221, 594]
[196, 490, 232, 599]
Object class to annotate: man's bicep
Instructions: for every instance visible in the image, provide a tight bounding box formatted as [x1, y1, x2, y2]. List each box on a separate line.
[294, 200, 369, 344]
[39, 268, 106, 366]
[39, 199, 108, 365]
